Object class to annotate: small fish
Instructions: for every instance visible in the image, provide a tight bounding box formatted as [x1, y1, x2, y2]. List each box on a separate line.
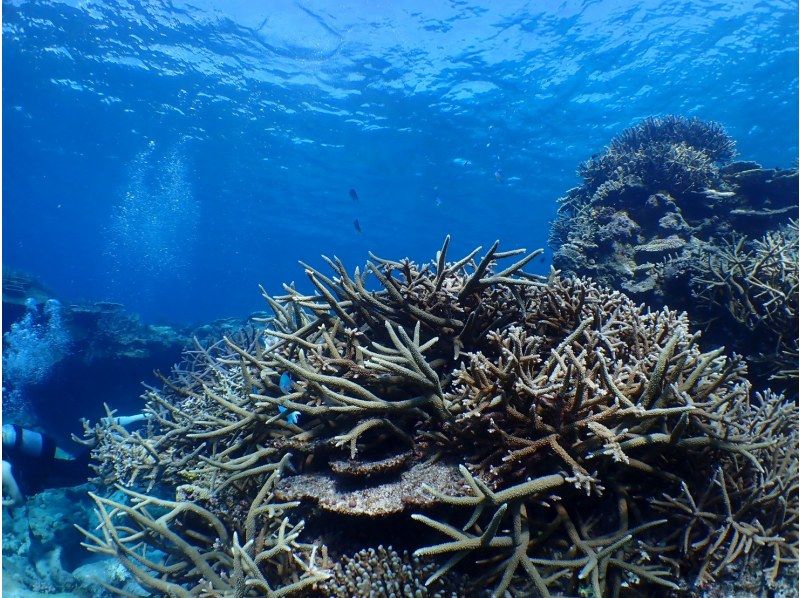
[353, 218, 362, 233]
[278, 372, 301, 425]
[280, 406, 300, 425]
[279, 371, 294, 394]
[349, 188, 359, 202]
[494, 170, 505, 183]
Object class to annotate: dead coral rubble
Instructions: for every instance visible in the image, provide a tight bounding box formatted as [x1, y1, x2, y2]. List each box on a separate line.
[549, 115, 798, 389]
[81, 240, 798, 596]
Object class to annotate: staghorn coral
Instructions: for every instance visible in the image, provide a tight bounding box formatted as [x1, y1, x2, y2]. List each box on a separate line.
[650, 395, 799, 588]
[412, 274, 798, 596]
[423, 274, 750, 488]
[691, 221, 799, 385]
[77, 332, 330, 596]
[78, 456, 323, 597]
[549, 116, 798, 389]
[82, 240, 798, 596]
[79, 240, 549, 596]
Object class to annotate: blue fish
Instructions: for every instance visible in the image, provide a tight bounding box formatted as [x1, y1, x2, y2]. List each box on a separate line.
[279, 407, 300, 426]
[278, 372, 301, 425]
[279, 371, 294, 394]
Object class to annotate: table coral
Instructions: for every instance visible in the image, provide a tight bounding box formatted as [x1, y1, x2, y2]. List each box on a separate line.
[80, 239, 798, 596]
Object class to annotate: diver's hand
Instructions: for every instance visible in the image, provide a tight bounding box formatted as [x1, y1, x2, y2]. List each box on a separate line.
[2, 460, 24, 508]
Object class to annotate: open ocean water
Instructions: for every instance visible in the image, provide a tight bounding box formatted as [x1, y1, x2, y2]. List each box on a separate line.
[4, 0, 797, 324]
[2, 1, 798, 597]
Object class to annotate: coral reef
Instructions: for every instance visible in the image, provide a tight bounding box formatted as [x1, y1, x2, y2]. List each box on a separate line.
[1, 269, 269, 444]
[315, 545, 468, 597]
[2, 484, 146, 597]
[82, 240, 798, 596]
[574, 116, 735, 201]
[549, 115, 798, 389]
[691, 222, 799, 385]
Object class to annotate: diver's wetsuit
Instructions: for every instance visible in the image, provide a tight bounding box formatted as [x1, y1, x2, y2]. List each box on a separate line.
[2, 424, 90, 498]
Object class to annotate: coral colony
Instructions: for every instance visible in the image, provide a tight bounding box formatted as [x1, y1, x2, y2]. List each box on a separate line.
[80, 233, 797, 595]
[549, 116, 798, 391]
[692, 222, 798, 383]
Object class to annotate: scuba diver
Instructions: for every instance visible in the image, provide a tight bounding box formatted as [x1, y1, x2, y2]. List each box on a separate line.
[2, 413, 151, 507]
[2, 423, 91, 507]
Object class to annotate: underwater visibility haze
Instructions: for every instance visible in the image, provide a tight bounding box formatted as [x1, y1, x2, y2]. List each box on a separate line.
[2, 1, 799, 597]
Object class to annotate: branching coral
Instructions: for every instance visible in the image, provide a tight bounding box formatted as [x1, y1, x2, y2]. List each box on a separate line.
[78, 331, 331, 596]
[82, 239, 798, 596]
[609, 115, 737, 163]
[651, 401, 799, 589]
[78, 454, 326, 597]
[692, 222, 799, 384]
[423, 274, 752, 486]
[314, 545, 469, 597]
[549, 116, 798, 390]
[572, 115, 736, 211]
[412, 273, 797, 596]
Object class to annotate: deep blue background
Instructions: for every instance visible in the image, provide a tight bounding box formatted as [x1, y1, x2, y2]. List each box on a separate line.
[4, 0, 798, 325]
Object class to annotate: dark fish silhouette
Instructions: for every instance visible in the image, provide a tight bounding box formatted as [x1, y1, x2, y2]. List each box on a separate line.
[353, 219, 362, 233]
[349, 188, 359, 202]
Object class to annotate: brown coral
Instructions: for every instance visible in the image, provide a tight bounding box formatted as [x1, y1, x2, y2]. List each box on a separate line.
[692, 222, 799, 385]
[314, 545, 470, 597]
[549, 116, 798, 390]
[274, 461, 467, 517]
[81, 239, 798, 597]
[422, 274, 752, 489]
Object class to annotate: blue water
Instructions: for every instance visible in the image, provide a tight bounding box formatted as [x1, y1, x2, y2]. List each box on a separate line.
[4, 0, 798, 325]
